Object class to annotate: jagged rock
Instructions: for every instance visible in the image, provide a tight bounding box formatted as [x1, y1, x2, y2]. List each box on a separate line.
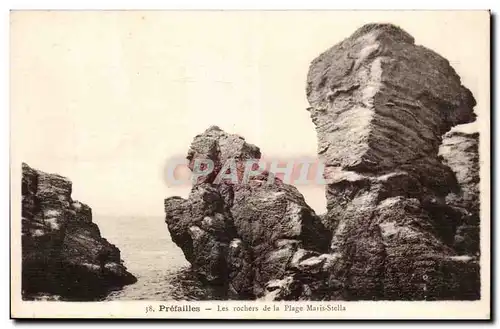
[165, 183, 236, 287]
[21, 163, 136, 300]
[165, 127, 332, 299]
[440, 131, 480, 217]
[440, 130, 480, 254]
[307, 23, 480, 300]
[187, 126, 262, 184]
[164, 24, 481, 301]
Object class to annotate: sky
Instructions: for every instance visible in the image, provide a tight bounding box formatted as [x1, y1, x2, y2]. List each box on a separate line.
[11, 11, 489, 217]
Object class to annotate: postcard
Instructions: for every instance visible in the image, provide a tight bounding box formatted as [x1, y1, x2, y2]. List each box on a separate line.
[10, 10, 491, 319]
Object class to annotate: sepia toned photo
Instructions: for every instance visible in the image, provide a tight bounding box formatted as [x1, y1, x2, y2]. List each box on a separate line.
[10, 10, 491, 319]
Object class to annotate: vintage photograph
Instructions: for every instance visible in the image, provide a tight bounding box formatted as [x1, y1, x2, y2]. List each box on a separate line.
[10, 10, 490, 319]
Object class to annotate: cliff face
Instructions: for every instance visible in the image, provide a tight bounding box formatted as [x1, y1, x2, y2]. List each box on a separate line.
[22, 163, 136, 300]
[306, 24, 480, 299]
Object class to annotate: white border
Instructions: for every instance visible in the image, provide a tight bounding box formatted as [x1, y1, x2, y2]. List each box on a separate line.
[3, 1, 499, 327]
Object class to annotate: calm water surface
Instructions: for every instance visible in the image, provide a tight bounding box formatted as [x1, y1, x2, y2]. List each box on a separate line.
[95, 215, 224, 300]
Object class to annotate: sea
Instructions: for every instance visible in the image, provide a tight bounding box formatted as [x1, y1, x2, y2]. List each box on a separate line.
[95, 215, 225, 301]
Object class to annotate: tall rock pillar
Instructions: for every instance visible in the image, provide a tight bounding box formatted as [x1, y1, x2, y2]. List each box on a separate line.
[306, 24, 479, 300]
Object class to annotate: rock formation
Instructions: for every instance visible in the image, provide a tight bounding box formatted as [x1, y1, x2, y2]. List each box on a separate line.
[306, 23, 480, 300]
[440, 130, 480, 255]
[164, 23, 480, 301]
[22, 163, 137, 300]
[165, 126, 334, 299]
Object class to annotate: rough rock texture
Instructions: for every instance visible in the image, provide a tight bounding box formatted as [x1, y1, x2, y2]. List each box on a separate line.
[440, 130, 480, 255]
[306, 24, 480, 300]
[22, 163, 137, 300]
[165, 126, 334, 299]
[164, 24, 481, 301]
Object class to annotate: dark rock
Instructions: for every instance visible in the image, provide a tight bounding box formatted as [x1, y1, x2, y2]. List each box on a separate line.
[307, 23, 480, 300]
[165, 127, 332, 299]
[164, 23, 481, 301]
[21, 163, 136, 300]
[440, 131, 480, 254]
[186, 125, 261, 185]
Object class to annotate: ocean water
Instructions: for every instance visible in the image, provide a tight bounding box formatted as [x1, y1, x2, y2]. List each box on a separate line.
[95, 215, 225, 300]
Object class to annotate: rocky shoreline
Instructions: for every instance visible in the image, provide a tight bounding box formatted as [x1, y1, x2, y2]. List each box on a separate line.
[164, 23, 480, 300]
[19, 23, 480, 302]
[21, 163, 137, 300]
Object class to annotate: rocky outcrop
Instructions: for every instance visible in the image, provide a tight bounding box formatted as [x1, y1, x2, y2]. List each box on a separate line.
[306, 23, 480, 300]
[165, 126, 334, 299]
[22, 163, 137, 300]
[164, 23, 481, 301]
